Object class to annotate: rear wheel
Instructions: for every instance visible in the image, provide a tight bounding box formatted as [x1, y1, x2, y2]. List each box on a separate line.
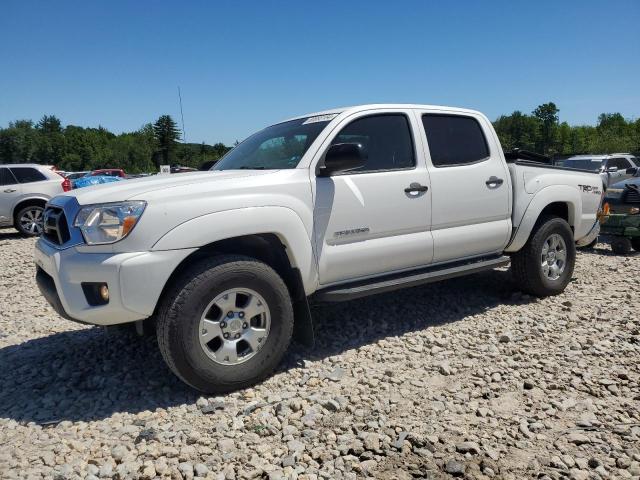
[611, 237, 632, 255]
[632, 238, 640, 252]
[15, 205, 44, 236]
[156, 255, 294, 393]
[511, 216, 576, 297]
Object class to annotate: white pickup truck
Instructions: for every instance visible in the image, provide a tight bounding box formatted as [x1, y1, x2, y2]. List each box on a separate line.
[35, 104, 602, 392]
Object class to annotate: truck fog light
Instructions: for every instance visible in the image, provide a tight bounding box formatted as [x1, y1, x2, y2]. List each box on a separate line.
[99, 284, 109, 301]
[630, 207, 639, 215]
[81, 282, 110, 306]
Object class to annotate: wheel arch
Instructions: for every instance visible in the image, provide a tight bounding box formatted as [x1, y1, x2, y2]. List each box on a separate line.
[153, 232, 315, 347]
[12, 196, 48, 224]
[506, 186, 581, 253]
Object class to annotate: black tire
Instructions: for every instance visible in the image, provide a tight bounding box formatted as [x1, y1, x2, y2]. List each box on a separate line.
[631, 238, 640, 252]
[611, 237, 632, 255]
[511, 215, 576, 297]
[15, 204, 45, 236]
[156, 255, 294, 393]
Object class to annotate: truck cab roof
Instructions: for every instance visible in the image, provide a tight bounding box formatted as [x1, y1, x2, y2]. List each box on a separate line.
[284, 103, 485, 123]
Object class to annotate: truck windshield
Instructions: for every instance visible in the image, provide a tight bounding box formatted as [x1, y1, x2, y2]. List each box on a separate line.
[213, 117, 331, 170]
[563, 159, 604, 171]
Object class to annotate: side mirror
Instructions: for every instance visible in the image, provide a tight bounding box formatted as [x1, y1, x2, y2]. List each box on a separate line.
[626, 167, 639, 176]
[317, 143, 365, 177]
[606, 166, 618, 173]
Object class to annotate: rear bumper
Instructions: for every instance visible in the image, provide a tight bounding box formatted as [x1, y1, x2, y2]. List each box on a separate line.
[34, 238, 196, 326]
[575, 219, 601, 247]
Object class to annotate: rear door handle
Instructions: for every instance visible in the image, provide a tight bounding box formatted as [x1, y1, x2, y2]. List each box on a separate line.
[3, 189, 16, 193]
[404, 183, 428, 193]
[485, 176, 504, 188]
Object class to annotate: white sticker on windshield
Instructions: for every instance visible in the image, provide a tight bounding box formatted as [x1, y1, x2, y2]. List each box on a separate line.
[303, 113, 338, 124]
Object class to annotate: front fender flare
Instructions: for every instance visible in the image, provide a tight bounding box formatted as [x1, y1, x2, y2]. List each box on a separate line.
[151, 206, 318, 295]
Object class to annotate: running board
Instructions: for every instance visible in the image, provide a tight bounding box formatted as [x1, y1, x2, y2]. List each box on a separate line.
[313, 255, 510, 303]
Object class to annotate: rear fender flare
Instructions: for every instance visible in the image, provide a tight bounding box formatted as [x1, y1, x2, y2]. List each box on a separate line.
[505, 186, 580, 252]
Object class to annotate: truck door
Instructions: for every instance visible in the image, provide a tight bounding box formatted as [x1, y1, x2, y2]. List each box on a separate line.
[0, 168, 22, 225]
[417, 111, 511, 263]
[606, 157, 634, 184]
[313, 110, 433, 285]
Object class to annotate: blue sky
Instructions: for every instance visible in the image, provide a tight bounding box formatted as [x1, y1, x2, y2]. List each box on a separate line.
[1, 0, 638, 145]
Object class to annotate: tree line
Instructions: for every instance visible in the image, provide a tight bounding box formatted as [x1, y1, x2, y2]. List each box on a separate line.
[0, 114, 230, 173]
[1, 103, 638, 173]
[493, 102, 640, 157]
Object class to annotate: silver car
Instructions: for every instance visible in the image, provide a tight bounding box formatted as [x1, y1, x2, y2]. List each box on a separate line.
[0, 164, 68, 236]
[562, 154, 639, 187]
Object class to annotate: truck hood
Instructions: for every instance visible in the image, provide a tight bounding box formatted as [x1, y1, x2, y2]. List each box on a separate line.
[610, 176, 640, 189]
[66, 170, 275, 205]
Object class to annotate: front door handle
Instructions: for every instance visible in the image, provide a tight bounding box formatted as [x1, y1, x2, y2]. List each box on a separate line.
[3, 189, 16, 193]
[485, 176, 504, 188]
[405, 183, 428, 193]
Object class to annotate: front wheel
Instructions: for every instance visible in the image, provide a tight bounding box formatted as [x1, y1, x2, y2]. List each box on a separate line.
[15, 205, 44, 236]
[511, 216, 576, 297]
[632, 238, 640, 252]
[156, 255, 294, 393]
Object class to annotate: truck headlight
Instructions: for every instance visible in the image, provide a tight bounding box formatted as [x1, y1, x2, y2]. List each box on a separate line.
[74, 201, 146, 245]
[604, 188, 623, 199]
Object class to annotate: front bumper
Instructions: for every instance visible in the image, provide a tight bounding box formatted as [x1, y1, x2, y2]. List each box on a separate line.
[35, 239, 196, 326]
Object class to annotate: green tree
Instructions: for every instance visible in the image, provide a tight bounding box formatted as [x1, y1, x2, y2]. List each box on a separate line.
[153, 115, 181, 167]
[533, 102, 559, 155]
[0, 120, 38, 163]
[493, 110, 539, 152]
[0, 115, 230, 171]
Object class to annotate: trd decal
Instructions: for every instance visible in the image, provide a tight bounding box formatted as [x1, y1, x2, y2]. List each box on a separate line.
[577, 184, 602, 195]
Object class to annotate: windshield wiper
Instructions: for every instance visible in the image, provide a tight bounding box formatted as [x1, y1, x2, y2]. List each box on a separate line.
[238, 166, 266, 170]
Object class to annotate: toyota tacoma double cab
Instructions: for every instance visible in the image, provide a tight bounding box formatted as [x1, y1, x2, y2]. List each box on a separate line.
[35, 104, 602, 392]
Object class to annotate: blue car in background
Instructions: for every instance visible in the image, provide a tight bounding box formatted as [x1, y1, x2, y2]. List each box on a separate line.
[73, 175, 124, 189]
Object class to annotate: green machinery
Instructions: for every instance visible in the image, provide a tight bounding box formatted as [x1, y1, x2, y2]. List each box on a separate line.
[600, 213, 640, 255]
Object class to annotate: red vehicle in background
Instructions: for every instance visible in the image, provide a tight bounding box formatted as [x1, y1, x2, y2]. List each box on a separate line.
[90, 169, 126, 178]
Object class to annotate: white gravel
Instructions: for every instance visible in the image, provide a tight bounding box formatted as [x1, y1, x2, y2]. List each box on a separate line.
[0, 230, 639, 480]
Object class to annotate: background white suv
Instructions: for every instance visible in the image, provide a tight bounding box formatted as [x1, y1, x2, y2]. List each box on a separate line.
[562, 154, 639, 187]
[0, 164, 69, 236]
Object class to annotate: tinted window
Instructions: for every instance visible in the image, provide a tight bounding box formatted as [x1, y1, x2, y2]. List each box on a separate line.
[10, 167, 47, 183]
[331, 114, 415, 172]
[422, 114, 489, 167]
[563, 159, 603, 171]
[609, 158, 631, 170]
[0, 168, 18, 186]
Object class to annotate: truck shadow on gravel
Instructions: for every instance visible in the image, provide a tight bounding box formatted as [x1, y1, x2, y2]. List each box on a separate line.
[0, 229, 27, 241]
[0, 269, 531, 424]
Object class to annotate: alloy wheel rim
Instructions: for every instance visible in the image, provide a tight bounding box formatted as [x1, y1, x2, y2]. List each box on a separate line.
[198, 288, 271, 365]
[541, 233, 567, 280]
[19, 208, 43, 235]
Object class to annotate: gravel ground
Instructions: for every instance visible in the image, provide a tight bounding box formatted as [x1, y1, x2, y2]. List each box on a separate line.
[0, 230, 639, 480]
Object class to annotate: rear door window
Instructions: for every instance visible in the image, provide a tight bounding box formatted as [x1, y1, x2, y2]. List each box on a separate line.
[10, 167, 47, 183]
[0, 168, 18, 186]
[422, 114, 490, 167]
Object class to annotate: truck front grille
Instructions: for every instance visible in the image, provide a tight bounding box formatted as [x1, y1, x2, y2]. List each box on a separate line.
[42, 206, 71, 245]
[624, 186, 640, 204]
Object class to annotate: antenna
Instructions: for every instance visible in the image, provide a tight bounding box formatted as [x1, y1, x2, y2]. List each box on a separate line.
[178, 86, 186, 143]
